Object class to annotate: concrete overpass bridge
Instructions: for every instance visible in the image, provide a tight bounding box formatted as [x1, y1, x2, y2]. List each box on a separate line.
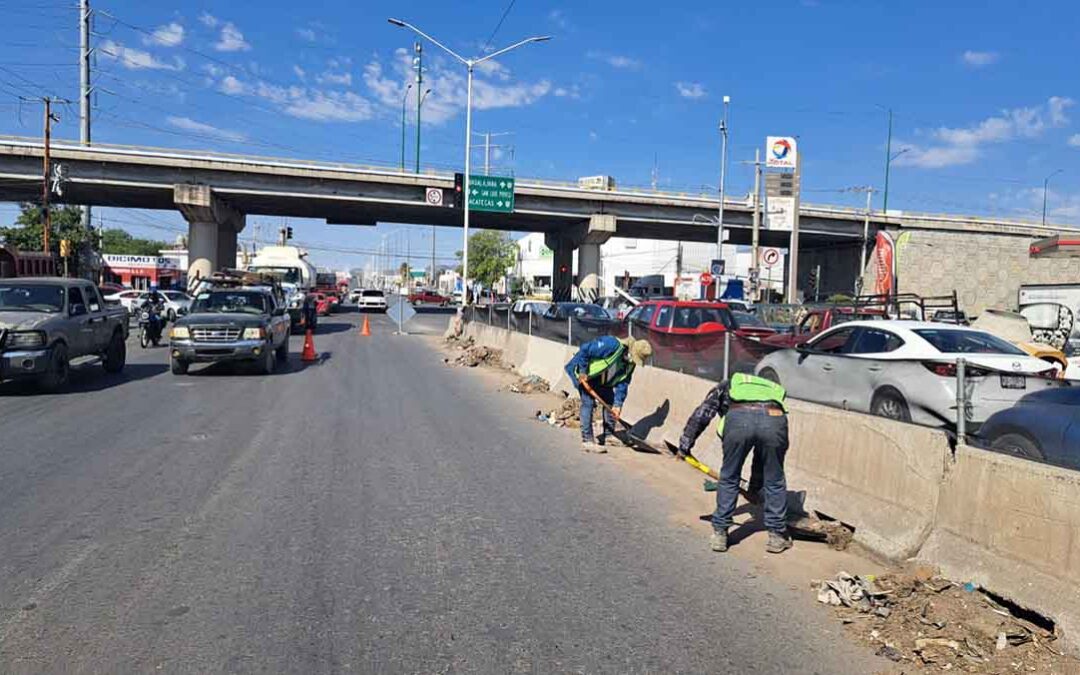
[0, 137, 1074, 299]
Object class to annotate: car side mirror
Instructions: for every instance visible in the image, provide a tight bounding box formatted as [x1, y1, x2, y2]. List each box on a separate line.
[70, 303, 87, 317]
[795, 343, 812, 355]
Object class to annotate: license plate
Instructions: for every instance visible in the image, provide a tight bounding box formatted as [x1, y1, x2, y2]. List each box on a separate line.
[1000, 374, 1026, 389]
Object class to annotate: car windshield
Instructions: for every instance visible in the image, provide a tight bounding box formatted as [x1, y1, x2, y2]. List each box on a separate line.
[913, 328, 1026, 355]
[249, 266, 302, 284]
[191, 291, 269, 315]
[362, 290, 384, 297]
[0, 284, 65, 313]
[563, 304, 607, 319]
[163, 291, 187, 301]
[731, 310, 767, 328]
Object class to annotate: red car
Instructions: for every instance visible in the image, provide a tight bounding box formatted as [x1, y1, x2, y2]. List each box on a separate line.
[313, 292, 333, 316]
[624, 300, 775, 376]
[762, 306, 886, 349]
[408, 289, 451, 306]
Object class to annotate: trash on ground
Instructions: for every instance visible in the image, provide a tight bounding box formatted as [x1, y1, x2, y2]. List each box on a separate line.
[534, 397, 582, 429]
[508, 375, 550, 394]
[815, 569, 1075, 673]
[446, 345, 504, 368]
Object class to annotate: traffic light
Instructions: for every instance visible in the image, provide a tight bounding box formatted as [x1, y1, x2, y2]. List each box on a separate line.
[59, 239, 71, 258]
[452, 172, 464, 209]
[286, 226, 294, 240]
[558, 263, 570, 275]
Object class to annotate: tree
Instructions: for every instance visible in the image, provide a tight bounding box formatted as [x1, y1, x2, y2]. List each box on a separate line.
[101, 229, 169, 255]
[455, 230, 516, 288]
[0, 203, 87, 254]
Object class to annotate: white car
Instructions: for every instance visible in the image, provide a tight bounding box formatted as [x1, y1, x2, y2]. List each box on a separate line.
[755, 320, 1062, 428]
[356, 289, 388, 312]
[104, 289, 190, 319]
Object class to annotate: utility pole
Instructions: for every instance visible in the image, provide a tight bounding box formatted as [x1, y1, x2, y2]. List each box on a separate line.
[39, 97, 64, 253]
[750, 149, 762, 301]
[882, 109, 893, 213]
[414, 42, 423, 173]
[79, 0, 92, 231]
[715, 95, 730, 300]
[861, 186, 873, 291]
[400, 83, 413, 170]
[788, 147, 802, 304]
[474, 131, 513, 175]
[1043, 169, 1063, 226]
[651, 153, 659, 191]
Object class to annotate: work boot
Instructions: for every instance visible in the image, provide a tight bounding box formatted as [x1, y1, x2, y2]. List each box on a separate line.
[710, 529, 728, 553]
[766, 530, 793, 554]
[581, 440, 601, 454]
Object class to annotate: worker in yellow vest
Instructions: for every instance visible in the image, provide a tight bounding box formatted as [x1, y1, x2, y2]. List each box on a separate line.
[677, 373, 792, 554]
[565, 335, 653, 453]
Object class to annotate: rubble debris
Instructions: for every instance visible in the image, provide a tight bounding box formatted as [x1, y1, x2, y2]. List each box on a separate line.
[508, 375, 550, 394]
[534, 397, 582, 429]
[447, 345, 504, 368]
[816, 570, 1077, 673]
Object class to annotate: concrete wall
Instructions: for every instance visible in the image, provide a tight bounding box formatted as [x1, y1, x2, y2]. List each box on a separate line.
[862, 228, 1080, 316]
[462, 320, 1080, 652]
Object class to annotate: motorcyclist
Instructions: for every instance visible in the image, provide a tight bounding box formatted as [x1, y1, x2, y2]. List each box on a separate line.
[138, 291, 167, 346]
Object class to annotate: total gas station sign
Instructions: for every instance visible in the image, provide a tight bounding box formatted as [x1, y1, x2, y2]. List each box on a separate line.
[766, 136, 798, 169]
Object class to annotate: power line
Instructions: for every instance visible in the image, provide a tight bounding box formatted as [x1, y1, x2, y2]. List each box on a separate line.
[482, 0, 518, 53]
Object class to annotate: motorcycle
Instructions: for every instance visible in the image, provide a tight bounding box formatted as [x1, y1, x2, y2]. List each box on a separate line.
[138, 304, 165, 348]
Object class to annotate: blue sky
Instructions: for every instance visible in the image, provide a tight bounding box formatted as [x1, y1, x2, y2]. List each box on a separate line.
[1, 0, 1078, 271]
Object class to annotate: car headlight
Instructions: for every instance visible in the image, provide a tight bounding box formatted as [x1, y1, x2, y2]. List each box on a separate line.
[170, 326, 190, 339]
[243, 327, 266, 339]
[5, 331, 46, 349]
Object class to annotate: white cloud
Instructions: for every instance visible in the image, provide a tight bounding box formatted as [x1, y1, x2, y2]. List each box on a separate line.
[475, 59, 510, 81]
[208, 73, 373, 122]
[293, 65, 306, 80]
[1069, 134, 1080, 148]
[675, 81, 706, 99]
[99, 40, 184, 71]
[143, 22, 184, 48]
[554, 85, 581, 99]
[317, 71, 352, 86]
[548, 9, 569, 29]
[894, 97, 1075, 169]
[297, 28, 316, 42]
[166, 116, 246, 142]
[586, 50, 641, 70]
[219, 75, 245, 95]
[362, 48, 553, 125]
[214, 22, 251, 52]
[198, 12, 218, 28]
[588, 130, 598, 142]
[961, 50, 999, 67]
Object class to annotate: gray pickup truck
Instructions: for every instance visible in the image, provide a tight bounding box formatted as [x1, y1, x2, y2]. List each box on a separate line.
[0, 277, 129, 390]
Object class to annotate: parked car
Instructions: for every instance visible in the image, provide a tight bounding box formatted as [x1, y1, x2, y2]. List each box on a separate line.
[105, 289, 191, 320]
[97, 282, 127, 296]
[762, 305, 886, 349]
[755, 320, 1062, 428]
[623, 300, 773, 377]
[408, 289, 450, 306]
[976, 387, 1080, 470]
[0, 278, 129, 390]
[932, 309, 970, 325]
[543, 302, 612, 321]
[356, 289, 388, 312]
[971, 309, 1068, 376]
[169, 287, 290, 375]
[511, 299, 551, 315]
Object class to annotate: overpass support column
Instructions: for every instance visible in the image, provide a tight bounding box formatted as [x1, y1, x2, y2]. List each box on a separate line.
[545, 232, 574, 302]
[174, 184, 245, 288]
[576, 214, 616, 303]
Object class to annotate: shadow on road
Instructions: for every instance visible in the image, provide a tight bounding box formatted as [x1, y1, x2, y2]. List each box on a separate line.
[180, 352, 334, 377]
[313, 322, 355, 335]
[0, 362, 170, 396]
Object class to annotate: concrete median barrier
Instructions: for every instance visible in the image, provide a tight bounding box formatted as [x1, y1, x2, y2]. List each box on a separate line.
[458, 320, 1080, 652]
[919, 445, 1080, 653]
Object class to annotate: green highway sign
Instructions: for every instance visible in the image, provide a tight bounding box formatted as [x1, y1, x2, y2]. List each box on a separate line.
[468, 175, 515, 213]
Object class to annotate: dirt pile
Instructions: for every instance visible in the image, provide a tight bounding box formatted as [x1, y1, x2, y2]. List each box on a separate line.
[536, 396, 582, 429]
[815, 569, 1076, 672]
[508, 375, 550, 394]
[445, 343, 504, 368]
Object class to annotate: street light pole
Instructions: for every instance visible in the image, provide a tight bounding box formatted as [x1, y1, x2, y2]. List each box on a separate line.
[399, 83, 413, 171]
[714, 95, 730, 300]
[414, 42, 423, 174]
[387, 18, 551, 306]
[882, 108, 893, 213]
[1043, 169, 1063, 226]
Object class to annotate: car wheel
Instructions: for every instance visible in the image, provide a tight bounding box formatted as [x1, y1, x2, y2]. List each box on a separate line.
[258, 346, 275, 375]
[871, 389, 911, 422]
[40, 343, 70, 392]
[758, 367, 781, 385]
[102, 330, 126, 374]
[171, 357, 190, 375]
[167, 308, 176, 322]
[990, 433, 1043, 461]
[276, 335, 289, 362]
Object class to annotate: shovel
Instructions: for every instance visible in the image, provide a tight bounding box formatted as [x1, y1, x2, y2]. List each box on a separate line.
[577, 377, 661, 454]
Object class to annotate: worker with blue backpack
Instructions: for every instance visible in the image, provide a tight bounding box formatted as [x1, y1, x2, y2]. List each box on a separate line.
[677, 373, 792, 554]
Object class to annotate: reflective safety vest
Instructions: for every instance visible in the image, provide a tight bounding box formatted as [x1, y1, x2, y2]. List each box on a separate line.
[585, 343, 635, 387]
[717, 373, 788, 437]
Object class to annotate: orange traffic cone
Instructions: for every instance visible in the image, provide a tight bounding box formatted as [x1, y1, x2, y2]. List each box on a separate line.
[301, 328, 318, 362]
[360, 315, 371, 337]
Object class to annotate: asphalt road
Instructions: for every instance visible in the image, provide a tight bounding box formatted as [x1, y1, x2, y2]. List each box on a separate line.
[0, 306, 882, 673]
